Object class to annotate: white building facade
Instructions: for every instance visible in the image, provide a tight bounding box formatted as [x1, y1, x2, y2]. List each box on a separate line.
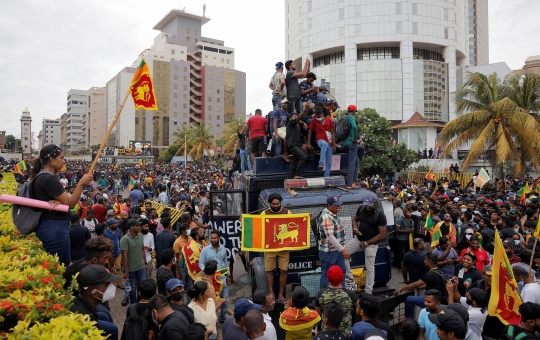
[285, 0, 469, 124]
[66, 89, 86, 152]
[41, 118, 61, 147]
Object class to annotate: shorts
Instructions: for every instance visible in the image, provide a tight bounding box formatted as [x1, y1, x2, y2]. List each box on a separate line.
[250, 136, 266, 154]
[264, 251, 290, 271]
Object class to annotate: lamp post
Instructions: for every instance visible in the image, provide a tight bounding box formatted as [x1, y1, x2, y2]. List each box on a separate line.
[183, 122, 187, 166]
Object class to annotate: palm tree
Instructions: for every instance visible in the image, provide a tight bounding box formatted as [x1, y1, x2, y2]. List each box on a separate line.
[220, 117, 244, 155]
[175, 122, 215, 160]
[440, 72, 540, 175]
[506, 73, 540, 119]
[172, 123, 191, 160]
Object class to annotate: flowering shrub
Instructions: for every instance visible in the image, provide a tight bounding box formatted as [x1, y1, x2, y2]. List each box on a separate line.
[0, 173, 105, 339]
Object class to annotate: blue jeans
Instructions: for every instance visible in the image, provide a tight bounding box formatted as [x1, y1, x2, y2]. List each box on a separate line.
[219, 281, 229, 322]
[128, 267, 147, 304]
[272, 95, 282, 110]
[287, 97, 302, 114]
[272, 138, 284, 157]
[36, 218, 71, 267]
[97, 320, 118, 340]
[240, 149, 249, 172]
[317, 140, 333, 177]
[405, 295, 425, 318]
[318, 251, 347, 289]
[179, 267, 194, 303]
[344, 144, 365, 186]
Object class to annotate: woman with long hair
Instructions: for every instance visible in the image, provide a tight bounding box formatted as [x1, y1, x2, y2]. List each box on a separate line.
[453, 252, 482, 296]
[31, 144, 92, 266]
[187, 281, 219, 334]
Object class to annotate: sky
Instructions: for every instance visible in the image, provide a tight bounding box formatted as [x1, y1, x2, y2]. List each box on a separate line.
[0, 0, 539, 144]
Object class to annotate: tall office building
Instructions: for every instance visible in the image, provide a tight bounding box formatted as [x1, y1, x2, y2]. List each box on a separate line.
[60, 113, 68, 150]
[66, 89, 86, 152]
[107, 9, 246, 156]
[468, 0, 488, 66]
[106, 67, 136, 148]
[285, 0, 469, 125]
[80, 87, 106, 149]
[41, 118, 61, 147]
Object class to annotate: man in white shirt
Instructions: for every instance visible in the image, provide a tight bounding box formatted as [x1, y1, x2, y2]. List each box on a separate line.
[253, 289, 277, 340]
[60, 175, 68, 188]
[141, 219, 155, 276]
[514, 265, 540, 304]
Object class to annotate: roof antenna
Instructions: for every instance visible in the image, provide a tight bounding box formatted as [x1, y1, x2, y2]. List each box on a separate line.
[203, 4, 206, 17]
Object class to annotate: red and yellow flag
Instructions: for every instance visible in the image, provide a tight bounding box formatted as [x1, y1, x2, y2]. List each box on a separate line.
[241, 214, 310, 252]
[182, 239, 208, 280]
[130, 58, 158, 111]
[425, 167, 436, 181]
[488, 231, 522, 325]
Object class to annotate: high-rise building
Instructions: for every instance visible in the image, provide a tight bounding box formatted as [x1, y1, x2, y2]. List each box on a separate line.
[66, 89, 86, 152]
[80, 87, 107, 149]
[107, 9, 246, 156]
[514, 55, 540, 77]
[60, 113, 68, 150]
[285, 0, 469, 126]
[468, 0, 488, 66]
[41, 118, 61, 147]
[20, 108, 32, 158]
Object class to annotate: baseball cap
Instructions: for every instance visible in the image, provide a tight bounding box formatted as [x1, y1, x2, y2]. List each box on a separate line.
[327, 265, 344, 286]
[502, 239, 515, 248]
[483, 264, 492, 275]
[233, 298, 262, 318]
[447, 303, 470, 323]
[347, 104, 357, 111]
[352, 321, 375, 340]
[77, 264, 122, 288]
[326, 196, 342, 206]
[365, 329, 388, 340]
[127, 219, 141, 228]
[166, 278, 184, 291]
[281, 98, 290, 104]
[362, 195, 377, 206]
[107, 209, 115, 216]
[509, 209, 518, 214]
[107, 218, 118, 225]
[460, 205, 466, 209]
[275, 61, 284, 70]
[427, 309, 466, 335]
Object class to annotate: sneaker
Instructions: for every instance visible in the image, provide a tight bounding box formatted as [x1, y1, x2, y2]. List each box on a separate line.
[121, 297, 130, 306]
[318, 165, 324, 170]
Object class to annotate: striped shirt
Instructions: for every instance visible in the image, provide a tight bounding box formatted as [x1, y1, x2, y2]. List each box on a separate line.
[318, 208, 346, 252]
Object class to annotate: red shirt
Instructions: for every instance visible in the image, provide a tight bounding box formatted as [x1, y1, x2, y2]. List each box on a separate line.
[309, 117, 334, 146]
[92, 204, 108, 223]
[246, 115, 268, 139]
[459, 247, 490, 272]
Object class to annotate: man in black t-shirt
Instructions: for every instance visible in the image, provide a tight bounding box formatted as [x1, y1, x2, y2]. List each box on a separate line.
[68, 214, 91, 262]
[343, 195, 387, 294]
[125, 279, 158, 340]
[237, 123, 250, 172]
[395, 252, 448, 318]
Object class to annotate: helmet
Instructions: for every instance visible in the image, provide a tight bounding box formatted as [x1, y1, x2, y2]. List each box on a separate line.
[80, 195, 88, 202]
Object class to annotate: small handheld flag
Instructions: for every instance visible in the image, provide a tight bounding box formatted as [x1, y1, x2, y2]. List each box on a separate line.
[475, 167, 490, 188]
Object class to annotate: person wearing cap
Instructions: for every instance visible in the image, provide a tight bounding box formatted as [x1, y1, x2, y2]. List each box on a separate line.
[351, 321, 375, 340]
[223, 298, 263, 340]
[307, 105, 336, 176]
[69, 213, 92, 262]
[147, 294, 190, 340]
[341, 104, 365, 189]
[365, 329, 389, 340]
[315, 84, 328, 104]
[503, 238, 521, 265]
[269, 61, 287, 109]
[355, 293, 394, 340]
[165, 278, 195, 323]
[71, 264, 121, 340]
[299, 72, 318, 104]
[270, 98, 291, 162]
[246, 109, 269, 162]
[120, 219, 148, 306]
[344, 195, 387, 294]
[312, 302, 348, 340]
[427, 309, 467, 340]
[280, 286, 321, 340]
[103, 217, 122, 276]
[284, 58, 310, 115]
[317, 196, 349, 289]
[315, 265, 358, 336]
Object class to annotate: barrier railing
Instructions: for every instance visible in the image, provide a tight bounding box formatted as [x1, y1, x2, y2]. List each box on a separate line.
[145, 200, 183, 226]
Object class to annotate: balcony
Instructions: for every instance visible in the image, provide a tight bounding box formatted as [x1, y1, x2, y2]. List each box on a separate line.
[190, 96, 202, 105]
[189, 105, 201, 114]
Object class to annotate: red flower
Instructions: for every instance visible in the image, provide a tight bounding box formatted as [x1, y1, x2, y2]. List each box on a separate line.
[41, 277, 53, 284]
[9, 246, 18, 251]
[17, 281, 24, 289]
[14, 231, 20, 235]
[36, 303, 43, 309]
[49, 304, 63, 311]
[41, 261, 50, 269]
[28, 275, 34, 281]
[17, 312, 24, 319]
[0, 301, 13, 310]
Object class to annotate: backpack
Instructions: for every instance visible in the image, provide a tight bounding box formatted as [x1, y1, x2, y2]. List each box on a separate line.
[500, 325, 528, 340]
[121, 304, 149, 340]
[12, 171, 52, 235]
[310, 210, 324, 248]
[334, 114, 352, 141]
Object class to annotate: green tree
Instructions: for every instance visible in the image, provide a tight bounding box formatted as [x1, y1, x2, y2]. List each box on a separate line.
[506, 73, 540, 118]
[172, 124, 191, 159]
[175, 122, 215, 160]
[355, 108, 417, 176]
[159, 144, 180, 163]
[220, 117, 244, 155]
[440, 72, 540, 175]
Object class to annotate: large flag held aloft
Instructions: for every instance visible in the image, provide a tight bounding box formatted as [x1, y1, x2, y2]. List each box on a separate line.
[425, 167, 436, 182]
[488, 231, 522, 325]
[241, 214, 311, 252]
[128, 176, 135, 191]
[130, 58, 158, 111]
[475, 167, 490, 188]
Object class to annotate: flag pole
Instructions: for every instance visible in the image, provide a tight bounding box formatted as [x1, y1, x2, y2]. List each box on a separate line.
[530, 238, 538, 268]
[87, 89, 131, 175]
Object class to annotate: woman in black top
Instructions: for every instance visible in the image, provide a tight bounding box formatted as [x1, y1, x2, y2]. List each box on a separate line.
[31, 144, 92, 266]
[454, 251, 482, 296]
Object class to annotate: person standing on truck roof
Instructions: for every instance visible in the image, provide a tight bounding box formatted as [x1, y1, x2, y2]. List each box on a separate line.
[317, 196, 350, 289]
[343, 195, 387, 295]
[286, 104, 309, 179]
[261, 193, 291, 303]
[246, 109, 269, 164]
[341, 105, 365, 189]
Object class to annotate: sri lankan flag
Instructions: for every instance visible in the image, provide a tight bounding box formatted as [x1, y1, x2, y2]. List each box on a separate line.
[425, 167, 436, 181]
[488, 231, 522, 325]
[516, 183, 530, 205]
[430, 221, 443, 250]
[425, 212, 434, 231]
[15, 161, 27, 173]
[534, 178, 540, 194]
[241, 214, 310, 252]
[181, 239, 208, 280]
[534, 214, 540, 239]
[130, 58, 158, 110]
[128, 176, 135, 191]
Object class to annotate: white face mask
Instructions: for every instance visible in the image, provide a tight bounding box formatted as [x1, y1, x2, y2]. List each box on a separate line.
[94, 283, 116, 302]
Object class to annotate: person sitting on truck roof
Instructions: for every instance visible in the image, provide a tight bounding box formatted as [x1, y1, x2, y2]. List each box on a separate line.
[317, 196, 350, 289]
[344, 195, 387, 295]
[307, 106, 335, 177]
[261, 193, 291, 303]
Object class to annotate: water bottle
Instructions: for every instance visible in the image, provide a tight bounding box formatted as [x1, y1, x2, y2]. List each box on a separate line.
[125, 281, 131, 292]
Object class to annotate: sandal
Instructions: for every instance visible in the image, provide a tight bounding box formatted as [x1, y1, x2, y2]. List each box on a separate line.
[293, 176, 303, 179]
[282, 155, 291, 163]
[347, 185, 360, 189]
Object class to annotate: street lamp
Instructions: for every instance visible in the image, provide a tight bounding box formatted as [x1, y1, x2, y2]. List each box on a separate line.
[183, 122, 187, 166]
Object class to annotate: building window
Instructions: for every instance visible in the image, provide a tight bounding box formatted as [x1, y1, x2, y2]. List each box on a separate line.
[171, 49, 175, 55]
[469, 49, 475, 53]
[307, 0, 312, 11]
[217, 89, 220, 94]
[357, 47, 400, 60]
[208, 97, 212, 102]
[469, 33, 475, 38]
[195, 30, 199, 35]
[469, 18, 475, 24]
[444, 28, 448, 39]
[308, 18, 312, 29]
[412, 3, 417, 15]
[217, 107, 221, 112]
[470, 56, 476, 61]
[186, 37, 190, 42]
[217, 98, 220, 103]
[413, 22, 418, 34]
[174, 65, 178, 71]
[186, 28, 190, 34]
[183, 113, 187, 118]
[174, 75, 178, 80]
[184, 76, 187, 81]
[396, 22, 401, 34]
[314, 51, 346, 66]
[217, 72, 221, 77]
[209, 89, 212, 93]
[221, 58, 224, 63]
[174, 112, 178, 117]
[184, 67, 187, 72]
[183, 85, 187, 90]
[174, 93, 178, 99]
[174, 103, 177, 108]
[339, 26, 344, 36]
[209, 71, 212, 76]
[444, 9, 448, 19]
[395, 3, 401, 15]
[183, 94, 187, 99]
[227, 59, 230, 64]
[339, 8, 344, 20]
[183, 103, 187, 109]
[355, 6, 361, 16]
[174, 84, 178, 89]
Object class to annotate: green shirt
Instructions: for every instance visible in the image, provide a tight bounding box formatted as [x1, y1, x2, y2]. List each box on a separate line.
[341, 114, 358, 147]
[120, 232, 145, 272]
[315, 287, 358, 335]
